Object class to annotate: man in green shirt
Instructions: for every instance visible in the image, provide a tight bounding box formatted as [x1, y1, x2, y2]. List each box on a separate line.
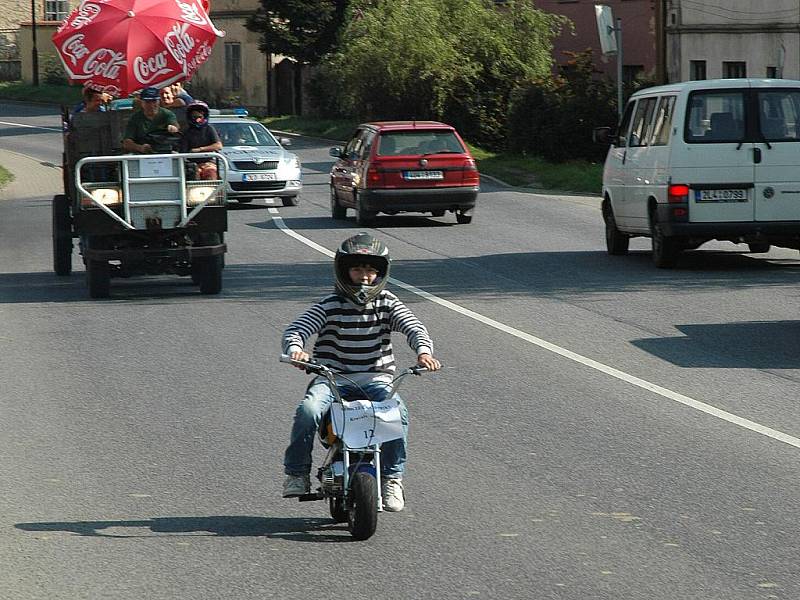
[122, 87, 180, 154]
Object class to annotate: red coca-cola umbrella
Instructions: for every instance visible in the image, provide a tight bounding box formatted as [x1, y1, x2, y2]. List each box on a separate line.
[52, 0, 224, 97]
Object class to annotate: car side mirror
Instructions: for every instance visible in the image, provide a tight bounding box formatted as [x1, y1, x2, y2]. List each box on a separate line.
[329, 147, 342, 157]
[279, 137, 292, 147]
[593, 126, 613, 144]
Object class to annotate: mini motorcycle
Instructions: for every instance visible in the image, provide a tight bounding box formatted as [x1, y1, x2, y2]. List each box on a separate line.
[280, 355, 428, 540]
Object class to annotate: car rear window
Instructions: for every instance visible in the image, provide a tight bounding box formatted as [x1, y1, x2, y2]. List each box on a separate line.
[377, 130, 465, 156]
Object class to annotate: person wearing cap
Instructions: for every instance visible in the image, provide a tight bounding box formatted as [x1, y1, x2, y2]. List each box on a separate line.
[122, 87, 180, 154]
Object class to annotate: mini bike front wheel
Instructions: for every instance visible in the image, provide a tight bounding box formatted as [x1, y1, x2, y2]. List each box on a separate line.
[347, 472, 378, 540]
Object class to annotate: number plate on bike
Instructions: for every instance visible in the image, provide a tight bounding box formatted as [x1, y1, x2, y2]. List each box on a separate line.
[330, 398, 404, 448]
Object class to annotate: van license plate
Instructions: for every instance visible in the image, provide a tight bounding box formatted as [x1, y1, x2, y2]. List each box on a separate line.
[404, 170, 444, 180]
[694, 188, 747, 202]
[244, 173, 276, 182]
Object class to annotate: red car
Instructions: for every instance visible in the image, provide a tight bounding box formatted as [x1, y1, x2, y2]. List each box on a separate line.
[329, 121, 480, 225]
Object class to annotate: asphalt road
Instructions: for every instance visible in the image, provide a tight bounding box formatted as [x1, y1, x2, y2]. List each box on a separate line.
[2, 101, 800, 600]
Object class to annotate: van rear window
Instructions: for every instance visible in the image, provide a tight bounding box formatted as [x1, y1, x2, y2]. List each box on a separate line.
[758, 90, 800, 141]
[685, 91, 745, 143]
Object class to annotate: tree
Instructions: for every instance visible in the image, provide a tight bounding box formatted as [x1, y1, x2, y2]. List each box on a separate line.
[246, 0, 350, 64]
[314, 0, 566, 147]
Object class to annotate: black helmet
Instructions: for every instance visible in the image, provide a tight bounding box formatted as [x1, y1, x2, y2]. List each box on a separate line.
[334, 233, 390, 304]
[186, 100, 209, 128]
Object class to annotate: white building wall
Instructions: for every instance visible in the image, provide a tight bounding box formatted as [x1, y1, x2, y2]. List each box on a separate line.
[679, 31, 800, 80]
[667, 0, 800, 82]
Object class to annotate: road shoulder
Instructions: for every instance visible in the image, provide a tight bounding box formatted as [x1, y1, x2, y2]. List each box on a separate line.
[0, 148, 61, 202]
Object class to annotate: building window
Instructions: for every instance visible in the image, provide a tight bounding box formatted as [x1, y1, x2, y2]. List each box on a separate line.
[723, 61, 746, 78]
[623, 65, 644, 85]
[689, 60, 708, 81]
[224, 43, 241, 90]
[44, 0, 69, 21]
[690, 60, 706, 81]
[767, 66, 779, 78]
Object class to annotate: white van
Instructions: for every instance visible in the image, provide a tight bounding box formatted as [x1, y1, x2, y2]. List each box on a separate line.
[598, 78, 800, 267]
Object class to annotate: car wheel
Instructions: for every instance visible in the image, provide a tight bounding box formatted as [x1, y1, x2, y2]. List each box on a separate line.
[354, 190, 375, 226]
[651, 220, 679, 268]
[455, 211, 472, 224]
[748, 243, 770, 253]
[603, 202, 629, 255]
[282, 196, 299, 207]
[330, 187, 346, 220]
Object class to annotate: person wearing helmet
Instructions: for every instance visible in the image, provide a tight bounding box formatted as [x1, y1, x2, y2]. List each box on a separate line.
[281, 233, 441, 511]
[179, 101, 222, 180]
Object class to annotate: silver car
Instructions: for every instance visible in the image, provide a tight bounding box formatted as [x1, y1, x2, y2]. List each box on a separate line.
[208, 115, 302, 205]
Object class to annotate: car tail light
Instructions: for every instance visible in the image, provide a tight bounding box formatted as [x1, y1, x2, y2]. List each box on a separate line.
[365, 164, 384, 188]
[462, 158, 480, 185]
[668, 184, 690, 203]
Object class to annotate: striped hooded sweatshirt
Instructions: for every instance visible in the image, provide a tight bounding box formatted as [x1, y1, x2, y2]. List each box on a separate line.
[282, 290, 433, 374]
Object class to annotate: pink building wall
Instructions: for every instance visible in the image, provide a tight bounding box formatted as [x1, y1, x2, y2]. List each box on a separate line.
[536, 0, 660, 82]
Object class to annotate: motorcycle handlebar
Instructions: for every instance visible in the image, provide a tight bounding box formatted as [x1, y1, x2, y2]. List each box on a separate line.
[279, 355, 432, 377]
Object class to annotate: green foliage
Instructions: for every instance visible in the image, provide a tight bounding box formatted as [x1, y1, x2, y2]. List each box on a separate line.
[314, 0, 566, 148]
[41, 55, 68, 86]
[246, 0, 349, 64]
[507, 50, 618, 162]
[0, 164, 13, 189]
[0, 81, 82, 104]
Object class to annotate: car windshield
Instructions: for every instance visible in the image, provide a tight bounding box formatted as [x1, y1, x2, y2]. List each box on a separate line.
[377, 130, 464, 156]
[214, 122, 279, 147]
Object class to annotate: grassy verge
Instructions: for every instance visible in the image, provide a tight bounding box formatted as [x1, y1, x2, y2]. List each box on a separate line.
[0, 81, 82, 105]
[265, 115, 601, 195]
[0, 85, 603, 194]
[0, 164, 14, 189]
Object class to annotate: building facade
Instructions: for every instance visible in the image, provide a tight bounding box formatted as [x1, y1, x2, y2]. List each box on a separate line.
[535, 0, 664, 83]
[665, 0, 800, 81]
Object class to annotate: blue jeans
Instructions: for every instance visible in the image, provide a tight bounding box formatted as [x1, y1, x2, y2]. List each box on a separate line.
[283, 376, 409, 480]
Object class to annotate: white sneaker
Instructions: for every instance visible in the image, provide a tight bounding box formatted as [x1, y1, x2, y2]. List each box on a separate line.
[283, 474, 310, 498]
[382, 478, 405, 512]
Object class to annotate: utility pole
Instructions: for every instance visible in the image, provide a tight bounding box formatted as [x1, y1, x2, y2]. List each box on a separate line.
[31, 0, 39, 86]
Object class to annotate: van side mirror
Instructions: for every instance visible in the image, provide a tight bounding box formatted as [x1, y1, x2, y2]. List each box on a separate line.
[593, 126, 613, 144]
[279, 137, 292, 147]
[329, 147, 342, 157]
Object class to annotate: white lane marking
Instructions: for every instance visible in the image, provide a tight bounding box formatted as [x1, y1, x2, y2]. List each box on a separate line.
[0, 120, 63, 132]
[269, 214, 800, 450]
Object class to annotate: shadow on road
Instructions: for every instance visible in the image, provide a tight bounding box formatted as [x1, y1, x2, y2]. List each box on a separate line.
[15, 515, 353, 542]
[3, 247, 800, 305]
[632, 320, 800, 369]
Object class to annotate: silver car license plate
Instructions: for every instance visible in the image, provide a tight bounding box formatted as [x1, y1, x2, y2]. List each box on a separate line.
[243, 173, 277, 182]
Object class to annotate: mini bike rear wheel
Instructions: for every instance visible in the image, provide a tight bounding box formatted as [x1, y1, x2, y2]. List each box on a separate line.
[329, 496, 348, 523]
[347, 472, 378, 540]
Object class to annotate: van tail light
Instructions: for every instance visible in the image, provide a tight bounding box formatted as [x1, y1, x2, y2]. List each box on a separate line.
[667, 184, 689, 222]
[668, 184, 690, 203]
[462, 158, 480, 185]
